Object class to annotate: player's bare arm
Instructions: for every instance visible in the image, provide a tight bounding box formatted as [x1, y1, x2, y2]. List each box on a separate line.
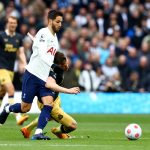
[17, 47, 27, 73]
[45, 77, 80, 94]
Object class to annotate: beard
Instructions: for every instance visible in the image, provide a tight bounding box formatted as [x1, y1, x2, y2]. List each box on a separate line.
[52, 23, 61, 33]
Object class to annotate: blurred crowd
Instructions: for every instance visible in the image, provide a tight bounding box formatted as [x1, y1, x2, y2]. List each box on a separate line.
[1, 0, 150, 92]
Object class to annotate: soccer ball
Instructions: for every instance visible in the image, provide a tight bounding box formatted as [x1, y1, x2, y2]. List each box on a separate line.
[125, 123, 142, 140]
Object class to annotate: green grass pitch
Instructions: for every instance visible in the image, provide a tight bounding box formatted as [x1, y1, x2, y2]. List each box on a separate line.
[0, 114, 150, 150]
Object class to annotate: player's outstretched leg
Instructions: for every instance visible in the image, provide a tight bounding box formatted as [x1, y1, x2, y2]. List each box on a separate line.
[21, 117, 38, 138]
[0, 104, 10, 125]
[21, 127, 31, 138]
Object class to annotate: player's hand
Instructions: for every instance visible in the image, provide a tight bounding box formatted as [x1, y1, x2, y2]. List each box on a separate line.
[67, 87, 80, 94]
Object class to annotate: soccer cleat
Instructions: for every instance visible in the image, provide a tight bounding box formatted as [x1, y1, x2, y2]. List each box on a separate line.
[17, 115, 29, 125]
[0, 104, 10, 125]
[51, 128, 70, 139]
[20, 127, 31, 138]
[31, 133, 51, 140]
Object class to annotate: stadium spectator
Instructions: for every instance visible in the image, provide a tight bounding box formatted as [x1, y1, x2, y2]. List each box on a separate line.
[92, 64, 108, 92]
[117, 55, 130, 89]
[102, 57, 119, 79]
[127, 47, 139, 72]
[137, 56, 150, 84]
[63, 58, 82, 88]
[79, 62, 97, 91]
[96, 9, 105, 34]
[115, 38, 129, 57]
[75, 7, 88, 27]
[104, 72, 122, 92]
[98, 39, 110, 65]
[138, 39, 150, 65]
[139, 74, 150, 92]
[124, 71, 140, 92]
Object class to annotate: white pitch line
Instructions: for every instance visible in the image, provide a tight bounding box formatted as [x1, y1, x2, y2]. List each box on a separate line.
[0, 144, 103, 147]
[0, 144, 146, 147]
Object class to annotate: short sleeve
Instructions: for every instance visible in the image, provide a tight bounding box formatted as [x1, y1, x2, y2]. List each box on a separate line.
[18, 34, 23, 47]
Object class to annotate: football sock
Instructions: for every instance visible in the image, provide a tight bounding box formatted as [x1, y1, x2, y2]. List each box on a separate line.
[15, 113, 22, 121]
[35, 128, 42, 134]
[8, 95, 23, 121]
[9, 103, 22, 113]
[35, 105, 52, 134]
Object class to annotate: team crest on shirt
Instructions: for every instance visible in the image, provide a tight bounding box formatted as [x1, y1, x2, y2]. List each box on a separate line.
[39, 34, 45, 42]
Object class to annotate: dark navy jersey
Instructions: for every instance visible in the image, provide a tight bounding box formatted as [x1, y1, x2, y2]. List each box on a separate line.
[48, 64, 64, 99]
[0, 31, 23, 71]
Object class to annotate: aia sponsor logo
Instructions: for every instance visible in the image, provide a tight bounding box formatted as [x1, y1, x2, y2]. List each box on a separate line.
[47, 47, 56, 55]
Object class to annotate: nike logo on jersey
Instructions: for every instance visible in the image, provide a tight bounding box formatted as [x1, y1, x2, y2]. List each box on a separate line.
[47, 47, 56, 55]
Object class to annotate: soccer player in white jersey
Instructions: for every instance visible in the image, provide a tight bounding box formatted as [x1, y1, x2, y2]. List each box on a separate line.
[0, 10, 79, 140]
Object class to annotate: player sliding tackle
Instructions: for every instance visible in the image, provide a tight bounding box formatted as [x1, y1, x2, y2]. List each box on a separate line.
[22, 31, 78, 139]
[0, 10, 79, 140]
[21, 52, 79, 139]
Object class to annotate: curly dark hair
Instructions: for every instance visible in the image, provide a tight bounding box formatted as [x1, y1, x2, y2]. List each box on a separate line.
[48, 10, 63, 20]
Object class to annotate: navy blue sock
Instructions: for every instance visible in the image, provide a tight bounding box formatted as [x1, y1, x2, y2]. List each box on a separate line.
[37, 105, 52, 130]
[9, 103, 22, 113]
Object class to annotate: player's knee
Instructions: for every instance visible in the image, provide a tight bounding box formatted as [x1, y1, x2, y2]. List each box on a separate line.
[44, 101, 54, 107]
[21, 107, 30, 113]
[42, 96, 54, 107]
[21, 103, 31, 113]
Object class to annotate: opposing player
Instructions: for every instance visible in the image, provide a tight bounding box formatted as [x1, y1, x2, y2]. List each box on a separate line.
[21, 52, 79, 139]
[0, 16, 28, 125]
[0, 10, 77, 140]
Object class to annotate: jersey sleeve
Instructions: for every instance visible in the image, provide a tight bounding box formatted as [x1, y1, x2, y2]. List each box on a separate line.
[18, 34, 23, 47]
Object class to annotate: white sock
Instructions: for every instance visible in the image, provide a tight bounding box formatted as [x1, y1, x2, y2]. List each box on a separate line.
[16, 113, 22, 121]
[5, 105, 10, 113]
[35, 128, 42, 135]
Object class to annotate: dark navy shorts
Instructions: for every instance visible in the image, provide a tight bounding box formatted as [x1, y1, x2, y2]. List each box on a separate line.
[22, 70, 56, 103]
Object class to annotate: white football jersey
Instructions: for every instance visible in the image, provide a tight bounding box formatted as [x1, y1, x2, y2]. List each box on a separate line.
[26, 27, 59, 81]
